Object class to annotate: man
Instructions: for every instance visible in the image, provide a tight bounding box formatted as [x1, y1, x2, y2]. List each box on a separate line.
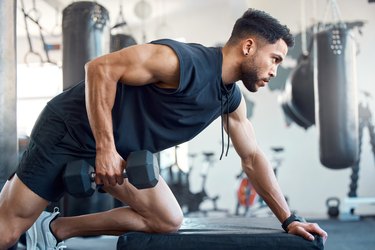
[0, 8, 327, 249]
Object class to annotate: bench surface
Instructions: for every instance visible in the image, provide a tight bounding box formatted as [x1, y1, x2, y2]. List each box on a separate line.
[117, 217, 324, 250]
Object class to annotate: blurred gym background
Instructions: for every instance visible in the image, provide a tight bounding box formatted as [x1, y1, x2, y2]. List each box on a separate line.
[1, 0, 375, 249]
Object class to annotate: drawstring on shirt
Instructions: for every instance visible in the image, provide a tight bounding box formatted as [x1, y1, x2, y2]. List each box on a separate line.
[219, 83, 231, 160]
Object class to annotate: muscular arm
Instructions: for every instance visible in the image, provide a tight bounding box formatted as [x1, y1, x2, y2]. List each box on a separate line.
[84, 44, 180, 186]
[225, 97, 290, 222]
[225, 96, 327, 241]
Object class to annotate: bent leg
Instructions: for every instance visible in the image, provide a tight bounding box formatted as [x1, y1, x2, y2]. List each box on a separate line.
[51, 177, 183, 240]
[0, 175, 49, 249]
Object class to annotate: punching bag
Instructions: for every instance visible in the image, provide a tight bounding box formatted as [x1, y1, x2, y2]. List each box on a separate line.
[314, 25, 359, 169]
[62, 1, 110, 89]
[280, 39, 315, 129]
[110, 1, 137, 53]
[61, 1, 114, 216]
[0, 0, 17, 190]
[110, 34, 137, 52]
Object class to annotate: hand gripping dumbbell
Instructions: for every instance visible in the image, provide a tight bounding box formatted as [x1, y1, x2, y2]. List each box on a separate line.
[63, 150, 159, 198]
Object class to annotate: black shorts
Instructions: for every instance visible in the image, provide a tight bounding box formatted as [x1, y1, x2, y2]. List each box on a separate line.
[16, 106, 94, 202]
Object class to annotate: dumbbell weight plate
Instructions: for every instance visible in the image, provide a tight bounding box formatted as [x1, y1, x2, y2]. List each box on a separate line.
[126, 150, 159, 189]
[64, 160, 96, 198]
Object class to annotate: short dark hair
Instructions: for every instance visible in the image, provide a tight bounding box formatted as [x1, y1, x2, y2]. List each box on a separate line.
[228, 9, 294, 47]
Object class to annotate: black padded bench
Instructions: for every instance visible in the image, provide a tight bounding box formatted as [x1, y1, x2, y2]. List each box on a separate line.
[117, 217, 324, 250]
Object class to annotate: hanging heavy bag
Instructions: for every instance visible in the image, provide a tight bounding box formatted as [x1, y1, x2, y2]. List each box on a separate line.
[110, 3, 137, 53]
[62, 1, 110, 90]
[314, 24, 359, 169]
[61, 2, 114, 216]
[110, 34, 137, 52]
[280, 37, 315, 129]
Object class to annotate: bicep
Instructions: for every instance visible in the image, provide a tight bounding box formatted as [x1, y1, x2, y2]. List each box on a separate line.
[225, 96, 259, 161]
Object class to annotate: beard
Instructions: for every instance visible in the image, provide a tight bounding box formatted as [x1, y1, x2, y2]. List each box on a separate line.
[241, 62, 260, 93]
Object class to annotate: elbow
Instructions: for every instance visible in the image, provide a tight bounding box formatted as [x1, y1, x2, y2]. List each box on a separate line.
[85, 59, 100, 74]
[241, 146, 259, 173]
[84, 59, 114, 82]
[84, 60, 91, 70]
[84, 60, 96, 80]
[241, 153, 256, 173]
[242, 152, 253, 165]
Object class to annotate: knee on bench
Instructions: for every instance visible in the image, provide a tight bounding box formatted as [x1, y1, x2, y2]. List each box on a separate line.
[146, 213, 183, 233]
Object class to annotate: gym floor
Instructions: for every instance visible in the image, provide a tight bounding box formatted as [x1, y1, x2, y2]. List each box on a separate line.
[314, 217, 375, 250]
[15, 216, 375, 250]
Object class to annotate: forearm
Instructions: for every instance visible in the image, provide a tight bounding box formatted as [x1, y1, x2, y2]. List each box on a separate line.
[85, 61, 117, 151]
[228, 103, 327, 241]
[242, 149, 290, 223]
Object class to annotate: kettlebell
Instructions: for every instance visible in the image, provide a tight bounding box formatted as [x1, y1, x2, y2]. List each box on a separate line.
[326, 197, 340, 218]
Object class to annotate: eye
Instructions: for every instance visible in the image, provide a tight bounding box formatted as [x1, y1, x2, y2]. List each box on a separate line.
[273, 56, 282, 64]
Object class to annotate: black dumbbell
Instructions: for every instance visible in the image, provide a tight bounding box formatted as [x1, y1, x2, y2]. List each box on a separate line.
[63, 150, 159, 198]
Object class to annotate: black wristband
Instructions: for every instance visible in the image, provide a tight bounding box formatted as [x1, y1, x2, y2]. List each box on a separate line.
[282, 214, 306, 232]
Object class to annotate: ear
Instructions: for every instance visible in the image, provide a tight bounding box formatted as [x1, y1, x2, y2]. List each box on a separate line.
[242, 38, 255, 56]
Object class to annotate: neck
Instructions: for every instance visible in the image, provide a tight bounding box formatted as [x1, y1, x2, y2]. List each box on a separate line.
[221, 44, 242, 85]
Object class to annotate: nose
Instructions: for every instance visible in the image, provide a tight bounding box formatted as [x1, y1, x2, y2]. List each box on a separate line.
[269, 65, 278, 78]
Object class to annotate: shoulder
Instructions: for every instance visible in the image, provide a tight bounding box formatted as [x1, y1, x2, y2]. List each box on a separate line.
[115, 43, 179, 71]
[224, 84, 243, 113]
[229, 94, 246, 121]
[150, 39, 218, 61]
[115, 43, 177, 64]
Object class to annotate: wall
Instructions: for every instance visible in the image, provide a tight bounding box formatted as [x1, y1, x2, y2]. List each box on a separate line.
[16, 0, 375, 218]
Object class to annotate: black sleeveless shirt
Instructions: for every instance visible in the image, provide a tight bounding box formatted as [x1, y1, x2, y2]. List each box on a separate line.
[47, 39, 242, 159]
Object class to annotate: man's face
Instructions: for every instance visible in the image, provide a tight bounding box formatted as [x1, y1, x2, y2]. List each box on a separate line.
[241, 39, 288, 92]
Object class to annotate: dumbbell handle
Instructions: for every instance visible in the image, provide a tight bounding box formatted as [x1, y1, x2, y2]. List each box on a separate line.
[89, 171, 128, 182]
[90, 171, 128, 181]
